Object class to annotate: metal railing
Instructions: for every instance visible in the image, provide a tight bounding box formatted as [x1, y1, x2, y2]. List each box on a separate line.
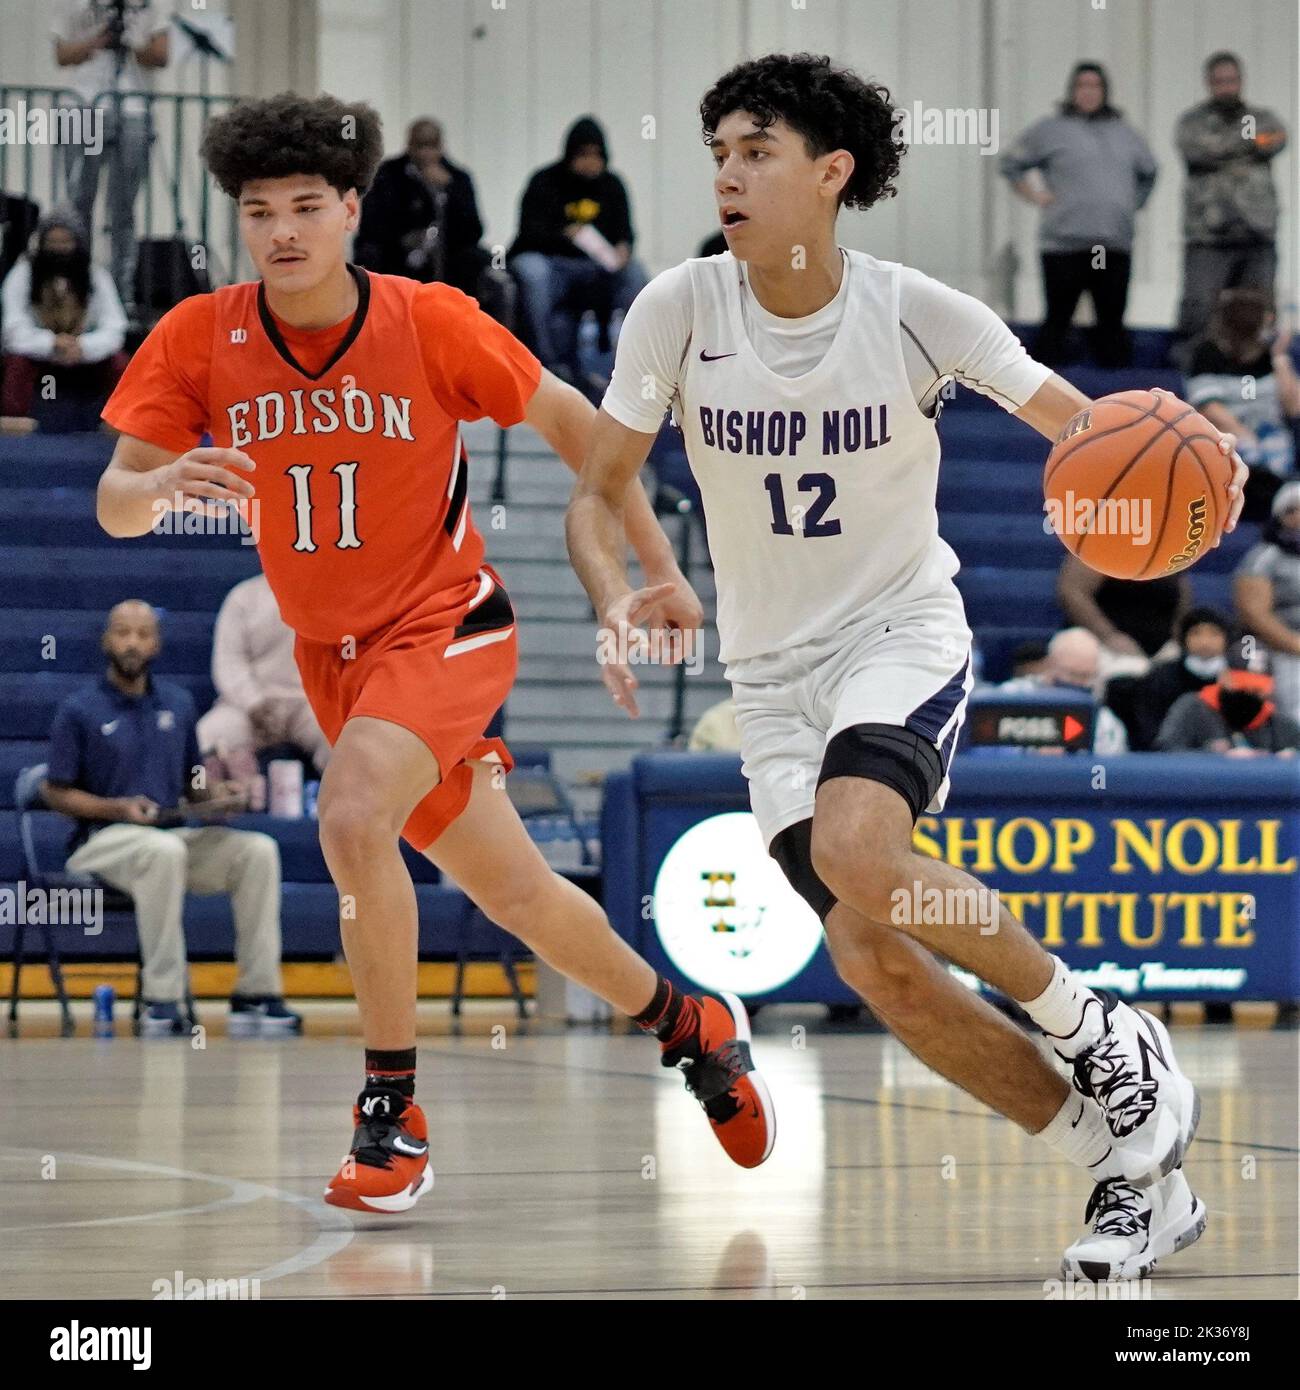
[0, 84, 246, 287]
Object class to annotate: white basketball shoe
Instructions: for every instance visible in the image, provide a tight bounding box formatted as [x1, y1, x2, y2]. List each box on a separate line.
[1062, 1168, 1207, 1282]
[1061, 991, 1199, 1187]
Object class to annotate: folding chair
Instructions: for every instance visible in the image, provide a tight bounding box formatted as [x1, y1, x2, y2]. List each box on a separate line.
[11, 765, 195, 1036]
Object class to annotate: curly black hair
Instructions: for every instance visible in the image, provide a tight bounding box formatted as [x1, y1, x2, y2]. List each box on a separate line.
[700, 53, 904, 211]
[201, 92, 384, 199]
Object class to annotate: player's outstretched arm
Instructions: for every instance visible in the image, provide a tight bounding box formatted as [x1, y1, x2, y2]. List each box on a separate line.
[1013, 372, 1092, 441]
[525, 368, 682, 584]
[565, 406, 656, 617]
[566, 407, 701, 717]
[97, 434, 256, 539]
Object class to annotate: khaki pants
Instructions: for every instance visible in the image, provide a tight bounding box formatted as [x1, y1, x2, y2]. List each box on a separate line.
[67, 824, 284, 1004]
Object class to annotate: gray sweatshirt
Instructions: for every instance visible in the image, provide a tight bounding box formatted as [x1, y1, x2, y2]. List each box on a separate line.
[1001, 110, 1158, 253]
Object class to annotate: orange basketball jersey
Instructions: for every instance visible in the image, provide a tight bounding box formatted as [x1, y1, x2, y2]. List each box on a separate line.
[104, 268, 541, 644]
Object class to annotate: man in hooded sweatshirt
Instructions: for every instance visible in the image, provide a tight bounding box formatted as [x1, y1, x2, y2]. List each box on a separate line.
[509, 116, 647, 381]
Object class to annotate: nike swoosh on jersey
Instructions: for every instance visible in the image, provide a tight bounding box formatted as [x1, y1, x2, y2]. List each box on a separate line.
[699, 349, 737, 361]
[100, 720, 119, 735]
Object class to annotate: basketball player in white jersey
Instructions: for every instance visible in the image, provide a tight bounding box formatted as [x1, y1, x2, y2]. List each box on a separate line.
[567, 54, 1248, 1281]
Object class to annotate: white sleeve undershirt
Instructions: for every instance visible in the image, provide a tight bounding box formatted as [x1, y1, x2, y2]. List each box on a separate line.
[601, 255, 1053, 434]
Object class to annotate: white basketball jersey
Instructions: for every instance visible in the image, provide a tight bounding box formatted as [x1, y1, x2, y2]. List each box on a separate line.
[675, 250, 961, 664]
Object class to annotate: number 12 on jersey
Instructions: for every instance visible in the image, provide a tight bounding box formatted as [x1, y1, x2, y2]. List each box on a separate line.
[763, 472, 841, 538]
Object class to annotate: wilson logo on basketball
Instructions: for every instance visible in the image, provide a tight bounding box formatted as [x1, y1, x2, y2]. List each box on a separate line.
[1163, 496, 1209, 572]
[1056, 409, 1091, 444]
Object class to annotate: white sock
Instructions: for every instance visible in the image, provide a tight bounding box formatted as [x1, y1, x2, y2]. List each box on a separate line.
[1019, 956, 1106, 1058]
[1037, 1090, 1113, 1171]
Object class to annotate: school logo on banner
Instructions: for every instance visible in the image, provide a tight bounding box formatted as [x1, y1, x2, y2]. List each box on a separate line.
[652, 812, 823, 994]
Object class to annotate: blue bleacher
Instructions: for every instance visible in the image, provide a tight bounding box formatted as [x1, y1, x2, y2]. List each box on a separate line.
[0, 344, 1261, 967]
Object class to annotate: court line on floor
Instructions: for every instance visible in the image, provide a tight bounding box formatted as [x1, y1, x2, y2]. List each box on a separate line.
[0, 1146, 353, 1285]
[252, 1268, 1300, 1300]
[412, 1044, 1300, 1155]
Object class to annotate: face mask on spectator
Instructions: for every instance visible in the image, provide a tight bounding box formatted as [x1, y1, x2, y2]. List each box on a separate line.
[1219, 689, 1265, 730]
[1184, 653, 1227, 679]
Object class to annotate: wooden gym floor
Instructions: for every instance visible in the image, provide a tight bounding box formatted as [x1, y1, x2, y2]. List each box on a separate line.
[1, 1002, 1295, 1300]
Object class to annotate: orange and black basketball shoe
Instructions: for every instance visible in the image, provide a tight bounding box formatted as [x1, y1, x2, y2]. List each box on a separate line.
[661, 992, 775, 1168]
[323, 1087, 433, 1213]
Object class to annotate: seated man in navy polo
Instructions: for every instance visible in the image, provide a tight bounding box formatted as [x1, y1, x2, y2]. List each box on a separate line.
[42, 600, 301, 1037]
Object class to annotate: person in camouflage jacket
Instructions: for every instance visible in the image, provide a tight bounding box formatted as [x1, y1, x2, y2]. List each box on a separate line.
[1173, 51, 1288, 364]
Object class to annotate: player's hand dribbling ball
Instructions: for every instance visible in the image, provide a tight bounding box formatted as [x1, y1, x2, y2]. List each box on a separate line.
[1043, 389, 1236, 580]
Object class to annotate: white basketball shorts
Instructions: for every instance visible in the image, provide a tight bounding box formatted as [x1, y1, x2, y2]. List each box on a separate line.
[726, 588, 974, 849]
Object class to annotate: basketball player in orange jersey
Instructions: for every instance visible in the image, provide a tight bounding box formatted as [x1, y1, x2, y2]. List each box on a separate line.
[568, 54, 1250, 1280]
[95, 93, 774, 1212]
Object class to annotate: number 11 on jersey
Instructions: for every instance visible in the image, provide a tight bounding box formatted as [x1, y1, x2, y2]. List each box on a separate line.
[287, 461, 363, 552]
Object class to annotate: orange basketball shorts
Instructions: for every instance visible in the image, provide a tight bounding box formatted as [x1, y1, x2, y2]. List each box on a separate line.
[294, 565, 516, 851]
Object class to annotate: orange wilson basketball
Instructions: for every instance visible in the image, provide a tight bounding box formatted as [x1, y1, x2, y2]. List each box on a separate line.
[1043, 389, 1232, 580]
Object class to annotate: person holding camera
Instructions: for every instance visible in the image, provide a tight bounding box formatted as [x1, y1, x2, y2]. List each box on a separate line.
[52, 0, 171, 309]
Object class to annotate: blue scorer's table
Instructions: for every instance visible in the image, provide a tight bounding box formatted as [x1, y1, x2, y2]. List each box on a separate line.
[601, 753, 1300, 1005]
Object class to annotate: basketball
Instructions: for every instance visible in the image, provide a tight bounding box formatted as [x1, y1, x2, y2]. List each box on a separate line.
[5, 0, 1294, 1327]
[1043, 389, 1232, 580]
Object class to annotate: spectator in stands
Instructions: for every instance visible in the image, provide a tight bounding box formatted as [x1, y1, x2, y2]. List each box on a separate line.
[688, 696, 741, 751]
[1186, 290, 1299, 520]
[52, 0, 172, 308]
[40, 600, 301, 1038]
[1156, 635, 1299, 753]
[0, 193, 40, 286]
[1010, 638, 1049, 681]
[1, 209, 127, 422]
[1234, 479, 1300, 724]
[509, 116, 647, 385]
[353, 117, 514, 326]
[1173, 52, 1288, 367]
[1000, 626, 1128, 753]
[1056, 553, 1190, 678]
[1000, 62, 1157, 368]
[198, 574, 330, 793]
[1106, 606, 1230, 750]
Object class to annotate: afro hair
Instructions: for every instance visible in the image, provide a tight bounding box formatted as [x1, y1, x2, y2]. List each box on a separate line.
[201, 92, 384, 199]
[700, 53, 904, 211]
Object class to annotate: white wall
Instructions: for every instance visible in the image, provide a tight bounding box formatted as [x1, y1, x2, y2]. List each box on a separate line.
[3, 0, 1296, 326]
[992, 0, 1300, 324]
[315, 0, 1297, 325]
